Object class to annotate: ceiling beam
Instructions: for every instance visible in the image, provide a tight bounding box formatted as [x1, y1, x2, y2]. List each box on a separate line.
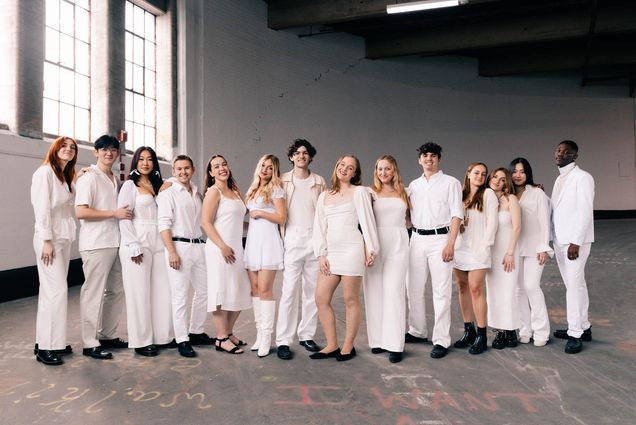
[267, 0, 388, 30]
[365, 4, 636, 59]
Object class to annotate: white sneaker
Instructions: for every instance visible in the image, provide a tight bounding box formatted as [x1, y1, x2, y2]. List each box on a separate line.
[519, 336, 531, 344]
[534, 339, 549, 347]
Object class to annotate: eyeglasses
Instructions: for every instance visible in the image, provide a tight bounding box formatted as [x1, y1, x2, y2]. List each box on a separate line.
[98, 147, 119, 153]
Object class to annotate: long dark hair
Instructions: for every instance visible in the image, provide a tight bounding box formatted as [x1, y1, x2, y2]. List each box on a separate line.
[204, 154, 238, 191]
[462, 162, 488, 212]
[129, 146, 163, 195]
[508, 157, 535, 187]
[44, 136, 78, 192]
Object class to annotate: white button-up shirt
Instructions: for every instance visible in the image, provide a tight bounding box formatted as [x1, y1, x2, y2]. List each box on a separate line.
[75, 164, 120, 251]
[157, 181, 204, 239]
[31, 164, 76, 242]
[408, 170, 463, 230]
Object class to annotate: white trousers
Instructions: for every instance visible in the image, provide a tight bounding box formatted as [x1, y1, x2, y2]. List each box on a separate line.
[79, 247, 125, 348]
[407, 233, 453, 348]
[275, 228, 319, 346]
[165, 242, 208, 343]
[554, 241, 591, 338]
[120, 246, 173, 348]
[34, 237, 71, 350]
[516, 256, 550, 342]
[364, 227, 408, 352]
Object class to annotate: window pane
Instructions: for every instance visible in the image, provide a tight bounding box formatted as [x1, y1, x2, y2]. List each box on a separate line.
[134, 5, 145, 36]
[133, 64, 144, 93]
[60, 1, 74, 36]
[145, 70, 155, 99]
[133, 35, 144, 65]
[43, 99, 59, 135]
[75, 74, 90, 109]
[125, 32, 133, 62]
[145, 40, 155, 71]
[45, 28, 59, 63]
[59, 68, 75, 104]
[125, 61, 133, 90]
[134, 93, 144, 123]
[59, 102, 75, 137]
[75, 6, 89, 42]
[75, 107, 89, 141]
[125, 120, 133, 142]
[145, 98, 155, 127]
[145, 12, 155, 42]
[46, 0, 60, 30]
[145, 126, 155, 148]
[76, 40, 89, 75]
[59, 33, 74, 68]
[43, 62, 60, 100]
[75, 0, 89, 11]
[134, 123, 144, 150]
[125, 91, 133, 121]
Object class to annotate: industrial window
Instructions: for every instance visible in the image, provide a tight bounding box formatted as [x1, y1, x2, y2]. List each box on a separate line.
[42, 0, 91, 142]
[125, 1, 156, 152]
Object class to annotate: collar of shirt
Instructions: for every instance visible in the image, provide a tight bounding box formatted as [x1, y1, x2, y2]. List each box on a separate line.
[558, 162, 576, 177]
[173, 180, 198, 194]
[90, 164, 118, 187]
[420, 169, 444, 183]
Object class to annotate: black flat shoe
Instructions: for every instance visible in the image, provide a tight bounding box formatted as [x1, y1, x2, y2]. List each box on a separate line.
[336, 347, 357, 362]
[371, 347, 386, 354]
[99, 338, 128, 349]
[277, 345, 293, 360]
[155, 339, 178, 349]
[554, 327, 592, 342]
[404, 333, 428, 344]
[178, 341, 197, 357]
[309, 348, 340, 359]
[299, 340, 321, 352]
[135, 345, 159, 357]
[564, 336, 583, 354]
[430, 344, 448, 359]
[34, 344, 73, 356]
[389, 351, 403, 363]
[188, 332, 215, 346]
[82, 346, 113, 360]
[36, 350, 63, 365]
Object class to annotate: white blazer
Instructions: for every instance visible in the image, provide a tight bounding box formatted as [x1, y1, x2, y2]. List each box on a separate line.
[551, 164, 595, 245]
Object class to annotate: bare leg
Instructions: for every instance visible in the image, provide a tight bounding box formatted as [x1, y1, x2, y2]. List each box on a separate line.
[248, 271, 259, 297]
[341, 276, 362, 354]
[454, 269, 473, 322]
[228, 310, 242, 345]
[468, 269, 488, 328]
[257, 270, 277, 301]
[315, 273, 341, 353]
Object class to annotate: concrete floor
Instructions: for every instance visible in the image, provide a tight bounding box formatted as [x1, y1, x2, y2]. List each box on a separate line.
[1, 219, 635, 425]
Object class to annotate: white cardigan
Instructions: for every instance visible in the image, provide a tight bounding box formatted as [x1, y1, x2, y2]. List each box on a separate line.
[518, 185, 553, 257]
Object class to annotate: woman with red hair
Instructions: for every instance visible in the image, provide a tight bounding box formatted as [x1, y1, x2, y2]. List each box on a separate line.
[31, 136, 78, 365]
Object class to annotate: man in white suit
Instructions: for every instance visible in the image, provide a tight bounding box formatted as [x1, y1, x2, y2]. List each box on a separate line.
[551, 140, 595, 354]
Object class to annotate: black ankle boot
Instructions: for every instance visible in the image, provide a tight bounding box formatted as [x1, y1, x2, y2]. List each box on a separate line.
[491, 330, 506, 349]
[454, 322, 477, 348]
[506, 330, 518, 347]
[469, 327, 487, 355]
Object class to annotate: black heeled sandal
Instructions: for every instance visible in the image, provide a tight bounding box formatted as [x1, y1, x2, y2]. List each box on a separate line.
[228, 333, 247, 346]
[215, 337, 244, 354]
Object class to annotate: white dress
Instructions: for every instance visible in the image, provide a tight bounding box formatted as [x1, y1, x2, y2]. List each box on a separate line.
[244, 186, 285, 271]
[486, 211, 519, 330]
[364, 196, 408, 352]
[313, 186, 380, 277]
[205, 187, 252, 311]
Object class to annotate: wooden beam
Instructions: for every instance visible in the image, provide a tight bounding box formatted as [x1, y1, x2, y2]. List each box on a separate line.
[365, 4, 636, 59]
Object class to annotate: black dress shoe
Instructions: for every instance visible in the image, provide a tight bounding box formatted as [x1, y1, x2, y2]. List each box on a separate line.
[404, 333, 428, 344]
[430, 344, 448, 359]
[371, 347, 386, 354]
[135, 345, 159, 357]
[36, 350, 64, 366]
[492, 331, 507, 350]
[469, 334, 487, 355]
[454, 323, 477, 348]
[336, 347, 357, 362]
[178, 341, 197, 357]
[554, 327, 592, 342]
[155, 339, 178, 349]
[506, 330, 519, 347]
[189, 332, 215, 346]
[564, 336, 583, 354]
[389, 351, 403, 363]
[82, 346, 113, 360]
[99, 338, 129, 349]
[309, 348, 340, 359]
[34, 344, 73, 356]
[299, 340, 321, 352]
[277, 345, 293, 360]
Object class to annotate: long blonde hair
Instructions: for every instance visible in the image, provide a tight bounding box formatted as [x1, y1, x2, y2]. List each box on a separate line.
[245, 154, 282, 203]
[488, 167, 515, 198]
[372, 155, 410, 208]
[329, 154, 362, 194]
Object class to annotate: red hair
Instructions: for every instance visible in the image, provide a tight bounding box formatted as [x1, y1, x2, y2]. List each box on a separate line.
[44, 136, 78, 191]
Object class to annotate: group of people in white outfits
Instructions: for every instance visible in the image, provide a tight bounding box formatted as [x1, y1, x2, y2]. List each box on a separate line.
[31, 135, 594, 366]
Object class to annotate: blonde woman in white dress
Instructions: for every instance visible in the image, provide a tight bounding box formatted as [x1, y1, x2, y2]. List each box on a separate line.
[31, 136, 78, 366]
[485, 168, 521, 350]
[312, 155, 379, 361]
[509, 158, 552, 347]
[454, 162, 498, 355]
[364, 155, 409, 363]
[202, 155, 252, 355]
[244, 154, 286, 357]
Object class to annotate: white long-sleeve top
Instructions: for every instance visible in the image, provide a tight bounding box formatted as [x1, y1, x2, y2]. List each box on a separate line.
[456, 188, 499, 264]
[31, 164, 76, 242]
[518, 185, 553, 257]
[156, 181, 204, 239]
[118, 179, 162, 257]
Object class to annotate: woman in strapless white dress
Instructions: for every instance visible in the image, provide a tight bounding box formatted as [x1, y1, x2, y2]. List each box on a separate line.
[243, 154, 287, 358]
[312, 155, 379, 361]
[485, 168, 521, 350]
[201, 155, 252, 355]
[364, 155, 409, 364]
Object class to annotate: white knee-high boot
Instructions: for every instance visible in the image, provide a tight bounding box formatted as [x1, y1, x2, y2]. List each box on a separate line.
[251, 297, 261, 351]
[258, 300, 276, 358]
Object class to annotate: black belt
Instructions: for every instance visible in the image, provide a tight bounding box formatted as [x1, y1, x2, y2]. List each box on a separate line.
[412, 226, 449, 236]
[172, 237, 205, 244]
